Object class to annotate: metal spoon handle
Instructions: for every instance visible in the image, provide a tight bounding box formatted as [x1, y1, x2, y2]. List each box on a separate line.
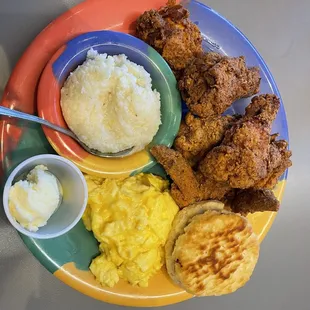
[0, 106, 134, 158]
[0, 106, 76, 139]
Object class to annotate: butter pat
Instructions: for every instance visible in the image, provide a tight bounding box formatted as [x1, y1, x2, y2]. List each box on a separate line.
[8, 165, 61, 232]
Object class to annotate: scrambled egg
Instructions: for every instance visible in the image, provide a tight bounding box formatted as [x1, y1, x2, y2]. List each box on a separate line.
[82, 173, 179, 287]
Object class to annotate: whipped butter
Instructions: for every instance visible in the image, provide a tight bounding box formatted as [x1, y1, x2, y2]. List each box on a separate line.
[8, 165, 61, 232]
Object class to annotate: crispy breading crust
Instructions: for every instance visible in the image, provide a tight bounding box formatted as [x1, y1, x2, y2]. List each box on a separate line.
[151, 146, 232, 208]
[199, 95, 281, 188]
[150, 145, 201, 202]
[174, 113, 239, 166]
[136, 1, 203, 74]
[254, 140, 292, 189]
[231, 189, 280, 215]
[178, 53, 260, 117]
[137, 3, 291, 214]
[150, 95, 290, 211]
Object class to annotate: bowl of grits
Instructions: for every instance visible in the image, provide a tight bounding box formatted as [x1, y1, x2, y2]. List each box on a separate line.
[37, 31, 182, 178]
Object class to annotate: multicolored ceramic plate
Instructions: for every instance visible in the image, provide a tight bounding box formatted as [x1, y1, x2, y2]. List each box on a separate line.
[0, 0, 288, 307]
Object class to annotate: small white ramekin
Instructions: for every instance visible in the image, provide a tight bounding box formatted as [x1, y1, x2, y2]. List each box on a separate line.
[2, 154, 88, 239]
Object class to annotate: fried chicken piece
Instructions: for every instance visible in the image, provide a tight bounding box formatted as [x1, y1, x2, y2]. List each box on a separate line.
[178, 52, 260, 117]
[170, 176, 232, 208]
[174, 112, 239, 166]
[231, 189, 280, 216]
[244, 93, 279, 123]
[199, 94, 280, 188]
[150, 145, 201, 204]
[151, 145, 232, 208]
[195, 171, 233, 203]
[152, 143, 282, 213]
[136, 0, 203, 74]
[170, 183, 197, 208]
[254, 139, 292, 189]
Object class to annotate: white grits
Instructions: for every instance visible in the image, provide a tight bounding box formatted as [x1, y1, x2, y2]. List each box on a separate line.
[60, 49, 161, 154]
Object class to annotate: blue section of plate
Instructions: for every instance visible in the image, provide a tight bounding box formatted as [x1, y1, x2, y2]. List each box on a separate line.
[52, 31, 151, 85]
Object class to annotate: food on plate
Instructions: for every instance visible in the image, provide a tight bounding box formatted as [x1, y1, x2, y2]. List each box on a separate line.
[150, 145, 202, 205]
[151, 145, 232, 208]
[151, 93, 292, 213]
[254, 137, 292, 189]
[61, 49, 161, 154]
[199, 94, 283, 188]
[82, 173, 178, 287]
[136, 0, 291, 214]
[165, 201, 259, 296]
[138, 1, 291, 214]
[195, 171, 234, 205]
[174, 113, 240, 166]
[8, 165, 61, 232]
[136, 0, 203, 75]
[178, 52, 261, 117]
[231, 189, 279, 215]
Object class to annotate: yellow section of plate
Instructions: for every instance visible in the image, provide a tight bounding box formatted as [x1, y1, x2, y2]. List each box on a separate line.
[248, 179, 286, 242]
[54, 180, 286, 307]
[54, 264, 192, 307]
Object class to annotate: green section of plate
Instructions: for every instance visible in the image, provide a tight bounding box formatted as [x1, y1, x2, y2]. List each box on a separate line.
[3, 122, 98, 273]
[130, 46, 181, 177]
[146, 46, 182, 148]
[4, 120, 170, 274]
[20, 221, 99, 273]
[3, 122, 54, 175]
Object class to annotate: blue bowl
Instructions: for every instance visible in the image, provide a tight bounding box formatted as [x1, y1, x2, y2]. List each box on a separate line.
[38, 31, 182, 177]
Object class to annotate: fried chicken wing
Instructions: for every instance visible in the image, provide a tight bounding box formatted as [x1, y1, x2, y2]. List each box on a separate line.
[170, 183, 197, 207]
[178, 52, 260, 117]
[231, 189, 280, 215]
[150, 145, 201, 203]
[151, 145, 232, 208]
[136, 0, 203, 74]
[170, 176, 232, 208]
[199, 94, 280, 188]
[174, 113, 239, 166]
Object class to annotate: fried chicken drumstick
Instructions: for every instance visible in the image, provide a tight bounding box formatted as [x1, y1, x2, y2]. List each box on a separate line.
[136, 0, 203, 75]
[178, 52, 261, 117]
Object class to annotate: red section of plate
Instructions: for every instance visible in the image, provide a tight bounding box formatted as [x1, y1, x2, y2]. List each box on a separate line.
[0, 0, 167, 179]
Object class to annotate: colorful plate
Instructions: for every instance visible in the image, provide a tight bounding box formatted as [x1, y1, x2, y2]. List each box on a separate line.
[0, 0, 288, 307]
[37, 31, 181, 178]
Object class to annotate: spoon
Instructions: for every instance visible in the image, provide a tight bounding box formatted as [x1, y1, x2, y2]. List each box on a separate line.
[0, 106, 134, 158]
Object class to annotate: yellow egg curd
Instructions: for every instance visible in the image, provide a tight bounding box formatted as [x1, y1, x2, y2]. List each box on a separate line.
[82, 173, 179, 288]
